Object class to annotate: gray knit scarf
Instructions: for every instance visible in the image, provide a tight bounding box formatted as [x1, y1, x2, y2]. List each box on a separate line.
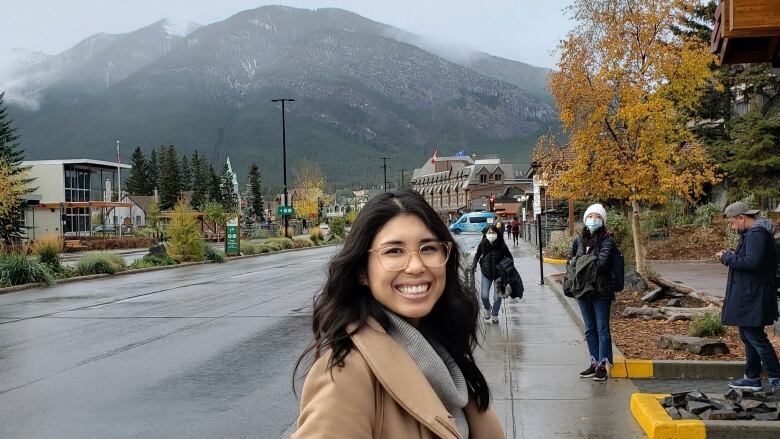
[383, 310, 470, 438]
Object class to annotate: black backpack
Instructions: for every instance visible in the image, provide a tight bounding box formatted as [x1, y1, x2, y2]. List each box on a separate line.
[610, 247, 625, 293]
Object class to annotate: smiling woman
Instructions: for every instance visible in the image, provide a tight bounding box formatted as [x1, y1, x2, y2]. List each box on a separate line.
[292, 189, 503, 439]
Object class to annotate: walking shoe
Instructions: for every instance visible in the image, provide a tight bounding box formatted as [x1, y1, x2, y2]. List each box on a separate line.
[482, 309, 491, 321]
[769, 378, 780, 392]
[728, 377, 762, 392]
[592, 366, 608, 381]
[579, 363, 598, 378]
[491, 315, 499, 324]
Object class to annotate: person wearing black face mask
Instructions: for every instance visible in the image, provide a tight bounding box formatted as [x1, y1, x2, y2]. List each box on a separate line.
[716, 202, 780, 393]
[472, 225, 512, 324]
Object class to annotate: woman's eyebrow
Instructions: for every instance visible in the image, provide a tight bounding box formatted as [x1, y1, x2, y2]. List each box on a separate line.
[379, 237, 438, 246]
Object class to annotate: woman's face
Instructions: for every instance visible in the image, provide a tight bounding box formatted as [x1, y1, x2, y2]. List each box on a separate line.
[365, 214, 447, 327]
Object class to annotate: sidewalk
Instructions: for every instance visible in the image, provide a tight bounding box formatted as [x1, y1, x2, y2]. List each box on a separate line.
[474, 240, 646, 438]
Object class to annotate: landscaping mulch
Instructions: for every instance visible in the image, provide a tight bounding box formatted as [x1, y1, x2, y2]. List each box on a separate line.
[645, 224, 729, 261]
[611, 291, 780, 361]
[549, 273, 780, 361]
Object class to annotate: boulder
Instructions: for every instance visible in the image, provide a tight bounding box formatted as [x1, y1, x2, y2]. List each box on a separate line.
[655, 335, 730, 356]
[625, 270, 649, 292]
[666, 298, 681, 307]
[149, 244, 167, 257]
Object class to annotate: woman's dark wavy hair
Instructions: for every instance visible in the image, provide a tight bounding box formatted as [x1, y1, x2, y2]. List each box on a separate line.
[293, 188, 491, 410]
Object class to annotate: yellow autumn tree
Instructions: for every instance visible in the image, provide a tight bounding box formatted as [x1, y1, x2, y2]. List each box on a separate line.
[293, 159, 326, 220]
[0, 160, 29, 237]
[544, 0, 719, 277]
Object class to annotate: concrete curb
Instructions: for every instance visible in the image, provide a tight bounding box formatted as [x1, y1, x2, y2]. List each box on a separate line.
[0, 242, 342, 295]
[630, 393, 780, 439]
[544, 274, 744, 380]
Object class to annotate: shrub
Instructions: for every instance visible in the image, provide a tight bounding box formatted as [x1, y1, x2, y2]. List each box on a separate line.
[240, 241, 263, 255]
[689, 313, 727, 338]
[130, 255, 178, 269]
[168, 200, 205, 262]
[75, 253, 127, 275]
[259, 245, 273, 253]
[278, 226, 295, 238]
[543, 232, 572, 259]
[309, 226, 323, 241]
[293, 239, 315, 249]
[0, 253, 54, 287]
[265, 238, 294, 250]
[32, 235, 63, 268]
[694, 203, 721, 228]
[249, 228, 270, 240]
[204, 246, 225, 263]
[329, 217, 347, 238]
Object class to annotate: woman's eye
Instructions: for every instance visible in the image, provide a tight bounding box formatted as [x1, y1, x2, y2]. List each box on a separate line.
[381, 247, 406, 256]
[420, 244, 438, 253]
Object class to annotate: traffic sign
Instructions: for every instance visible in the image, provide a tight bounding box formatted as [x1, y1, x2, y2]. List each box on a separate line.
[225, 217, 240, 256]
[276, 205, 294, 216]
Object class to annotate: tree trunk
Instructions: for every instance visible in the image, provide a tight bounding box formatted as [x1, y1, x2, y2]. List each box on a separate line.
[622, 304, 722, 322]
[631, 200, 646, 278]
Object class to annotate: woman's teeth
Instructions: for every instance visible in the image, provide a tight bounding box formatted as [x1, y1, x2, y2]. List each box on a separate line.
[397, 284, 429, 295]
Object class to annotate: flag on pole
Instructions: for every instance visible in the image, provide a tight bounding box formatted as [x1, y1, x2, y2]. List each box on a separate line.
[455, 150, 465, 157]
[430, 147, 439, 164]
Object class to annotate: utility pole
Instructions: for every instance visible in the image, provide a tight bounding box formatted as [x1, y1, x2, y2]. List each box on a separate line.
[380, 157, 390, 192]
[399, 169, 408, 188]
[116, 140, 122, 237]
[271, 98, 295, 238]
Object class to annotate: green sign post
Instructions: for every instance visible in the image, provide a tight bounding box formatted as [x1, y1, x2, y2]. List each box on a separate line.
[225, 217, 240, 256]
[276, 205, 294, 217]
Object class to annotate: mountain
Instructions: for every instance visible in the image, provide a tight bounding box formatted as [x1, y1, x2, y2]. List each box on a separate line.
[6, 6, 557, 188]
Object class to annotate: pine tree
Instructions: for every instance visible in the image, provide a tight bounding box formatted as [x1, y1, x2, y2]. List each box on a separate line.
[158, 145, 182, 210]
[125, 146, 151, 195]
[180, 154, 192, 191]
[190, 151, 208, 210]
[167, 199, 204, 262]
[148, 147, 160, 193]
[208, 164, 223, 206]
[220, 163, 238, 213]
[247, 163, 265, 222]
[0, 92, 33, 243]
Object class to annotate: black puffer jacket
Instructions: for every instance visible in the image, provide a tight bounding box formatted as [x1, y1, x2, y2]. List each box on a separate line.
[472, 239, 513, 280]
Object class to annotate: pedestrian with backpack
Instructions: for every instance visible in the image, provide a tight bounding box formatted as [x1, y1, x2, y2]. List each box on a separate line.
[567, 204, 619, 382]
[510, 217, 520, 245]
[472, 225, 513, 324]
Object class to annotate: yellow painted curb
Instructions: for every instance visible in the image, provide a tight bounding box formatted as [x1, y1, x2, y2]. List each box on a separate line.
[630, 393, 705, 439]
[611, 355, 654, 378]
[543, 257, 568, 265]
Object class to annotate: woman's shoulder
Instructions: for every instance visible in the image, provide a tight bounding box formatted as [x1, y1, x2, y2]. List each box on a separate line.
[305, 345, 376, 389]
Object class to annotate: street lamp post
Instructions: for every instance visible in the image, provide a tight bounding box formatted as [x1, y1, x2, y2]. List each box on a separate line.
[271, 98, 294, 238]
[380, 157, 390, 192]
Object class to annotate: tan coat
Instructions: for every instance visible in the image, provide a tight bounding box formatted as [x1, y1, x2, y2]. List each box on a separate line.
[291, 319, 504, 439]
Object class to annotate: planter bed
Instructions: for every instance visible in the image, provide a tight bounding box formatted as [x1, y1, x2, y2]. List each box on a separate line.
[548, 273, 780, 361]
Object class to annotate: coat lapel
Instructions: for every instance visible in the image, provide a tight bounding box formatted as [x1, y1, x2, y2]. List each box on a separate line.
[348, 319, 462, 439]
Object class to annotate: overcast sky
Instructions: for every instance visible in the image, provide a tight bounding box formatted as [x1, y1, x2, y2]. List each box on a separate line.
[1, 0, 574, 68]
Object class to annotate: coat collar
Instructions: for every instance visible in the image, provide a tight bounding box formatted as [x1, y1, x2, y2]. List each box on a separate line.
[348, 318, 462, 439]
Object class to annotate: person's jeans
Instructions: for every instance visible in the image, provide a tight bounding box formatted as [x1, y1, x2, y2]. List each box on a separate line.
[577, 296, 613, 366]
[480, 274, 502, 316]
[512, 232, 519, 245]
[739, 326, 780, 379]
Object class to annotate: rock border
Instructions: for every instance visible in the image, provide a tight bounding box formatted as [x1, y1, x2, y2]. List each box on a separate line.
[0, 241, 342, 296]
[630, 393, 780, 439]
[545, 274, 744, 379]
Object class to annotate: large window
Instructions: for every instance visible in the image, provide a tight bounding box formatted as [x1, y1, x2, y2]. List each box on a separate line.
[480, 174, 487, 183]
[64, 166, 91, 202]
[63, 208, 90, 234]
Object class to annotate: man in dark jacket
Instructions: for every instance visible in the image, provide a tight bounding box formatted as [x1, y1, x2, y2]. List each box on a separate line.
[716, 202, 780, 392]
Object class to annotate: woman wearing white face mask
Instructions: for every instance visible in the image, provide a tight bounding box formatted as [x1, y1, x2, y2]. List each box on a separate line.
[568, 204, 617, 382]
[471, 225, 513, 324]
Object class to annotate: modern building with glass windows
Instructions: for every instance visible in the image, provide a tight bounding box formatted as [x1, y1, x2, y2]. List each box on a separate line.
[20, 159, 131, 239]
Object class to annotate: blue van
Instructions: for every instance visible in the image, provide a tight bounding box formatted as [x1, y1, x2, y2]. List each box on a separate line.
[449, 212, 496, 234]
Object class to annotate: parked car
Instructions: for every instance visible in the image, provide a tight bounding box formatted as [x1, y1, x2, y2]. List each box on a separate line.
[93, 225, 118, 234]
[449, 212, 495, 234]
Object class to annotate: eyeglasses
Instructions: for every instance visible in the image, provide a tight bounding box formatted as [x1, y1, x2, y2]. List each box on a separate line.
[368, 241, 453, 272]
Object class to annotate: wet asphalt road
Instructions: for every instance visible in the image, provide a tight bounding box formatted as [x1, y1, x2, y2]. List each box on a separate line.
[0, 235, 484, 439]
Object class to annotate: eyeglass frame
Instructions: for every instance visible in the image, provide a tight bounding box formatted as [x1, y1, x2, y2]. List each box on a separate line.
[367, 241, 453, 272]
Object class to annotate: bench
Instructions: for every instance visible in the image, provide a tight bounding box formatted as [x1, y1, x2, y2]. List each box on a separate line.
[64, 239, 87, 251]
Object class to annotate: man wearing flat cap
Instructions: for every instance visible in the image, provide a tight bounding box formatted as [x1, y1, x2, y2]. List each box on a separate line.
[715, 202, 780, 392]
